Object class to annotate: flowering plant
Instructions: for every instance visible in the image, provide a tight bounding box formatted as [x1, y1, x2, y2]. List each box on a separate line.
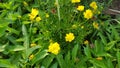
[0, 0, 120, 68]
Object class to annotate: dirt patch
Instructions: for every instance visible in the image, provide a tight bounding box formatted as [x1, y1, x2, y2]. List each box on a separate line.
[104, 0, 120, 15]
[110, 0, 120, 11]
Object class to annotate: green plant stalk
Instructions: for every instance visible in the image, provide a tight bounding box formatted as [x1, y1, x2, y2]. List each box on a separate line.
[56, 0, 61, 21]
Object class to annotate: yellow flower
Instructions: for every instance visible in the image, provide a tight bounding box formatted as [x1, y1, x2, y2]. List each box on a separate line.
[96, 57, 103, 60]
[46, 13, 49, 18]
[71, 0, 80, 3]
[90, 1, 98, 10]
[29, 14, 35, 20]
[29, 8, 39, 20]
[30, 43, 37, 47]
[83, 9, 93, 19]
[31, 8, 39, 16]
[84, 40, 89, 45]
[48, 42, 60, 55]
[36, 17, 41, 22]
[29, 54, 34, 60]
[77, 5, 84, 11]
[65, 33, 75, 42]
[93, 22, 99, 29]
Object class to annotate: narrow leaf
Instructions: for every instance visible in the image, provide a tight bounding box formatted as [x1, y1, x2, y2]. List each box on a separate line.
[105, 41, 116, 51]
[72, 44, 79, 62]
[31, 50, 48, 65]
[116, 50, 120, 68]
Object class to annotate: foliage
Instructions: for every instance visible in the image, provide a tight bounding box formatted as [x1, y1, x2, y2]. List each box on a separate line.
[0, 0, 120, 68]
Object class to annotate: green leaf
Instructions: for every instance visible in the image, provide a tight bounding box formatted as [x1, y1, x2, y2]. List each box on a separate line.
[42, 54, 55, 68]
[6, 35, 18, 45]
[111, 25, 119, 40]
[22, 21, 31, 24]
[105, 41, 116, 51]
[72, 44, 78, 62]
[50, 62, 58, 68]
[22, 24, 29, 59]
[0, 44, 7, 52]
[97, 32, 107, 45]
[56, 54, 65, 68]
[89, 59, 107, 68]
[26, 46, 41, 58]
[94, 40, 106, 57]
[116, 50, 120, 68]
[0, 59, 11, 67]
[7, 27, 20, 35]
[84, 45, 91, 58]
[0, 59, 17, 68]
[31, 50, 48, 65]
[8, 45, 25, 51]
[106, 58, 114, 68]
[65, 51, 70, 62]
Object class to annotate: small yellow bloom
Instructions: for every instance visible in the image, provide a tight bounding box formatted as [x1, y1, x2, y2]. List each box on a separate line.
[29, 14, 35, 20]
[81, 26, 84, 29]
[83, 9, 93, 19]
[96, 57, 103, 60]
[90, 1, 98, 10]
[48, 42, 60, 55]
[84, 40, 89, 45]
[17, 15, 21, 19]
[54, 2, 58, 6]
[49, 39, 53, 43]
[36, 17, 41, 22]
[77, 5, 84, 11]
[65, 33, 75, 42]
[23, 1, 28, 6]
[93, 22, 99, 29]
[98, 11, 101, 14]
[71, 0, 80, 3]
[29, 8, 39, 20]
[72, 24, 77, 29]
[31, 8, 39, 16]
[30, 43, 37, 47]
[46, 13, 49, 18]
[29, 54, 34, 60]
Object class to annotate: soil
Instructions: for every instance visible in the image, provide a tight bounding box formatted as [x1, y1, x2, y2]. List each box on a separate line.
[110, 0, 120, 11]
[104, 0, 120, 15]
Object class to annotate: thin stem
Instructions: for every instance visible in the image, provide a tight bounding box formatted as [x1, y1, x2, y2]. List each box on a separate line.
[56, 0, 61, 21]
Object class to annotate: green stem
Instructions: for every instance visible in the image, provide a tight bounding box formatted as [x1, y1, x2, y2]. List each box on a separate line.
[56, 0, 61, 21]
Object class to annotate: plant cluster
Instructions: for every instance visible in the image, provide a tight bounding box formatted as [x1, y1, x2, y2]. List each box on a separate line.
[0, 0, 120, 68]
